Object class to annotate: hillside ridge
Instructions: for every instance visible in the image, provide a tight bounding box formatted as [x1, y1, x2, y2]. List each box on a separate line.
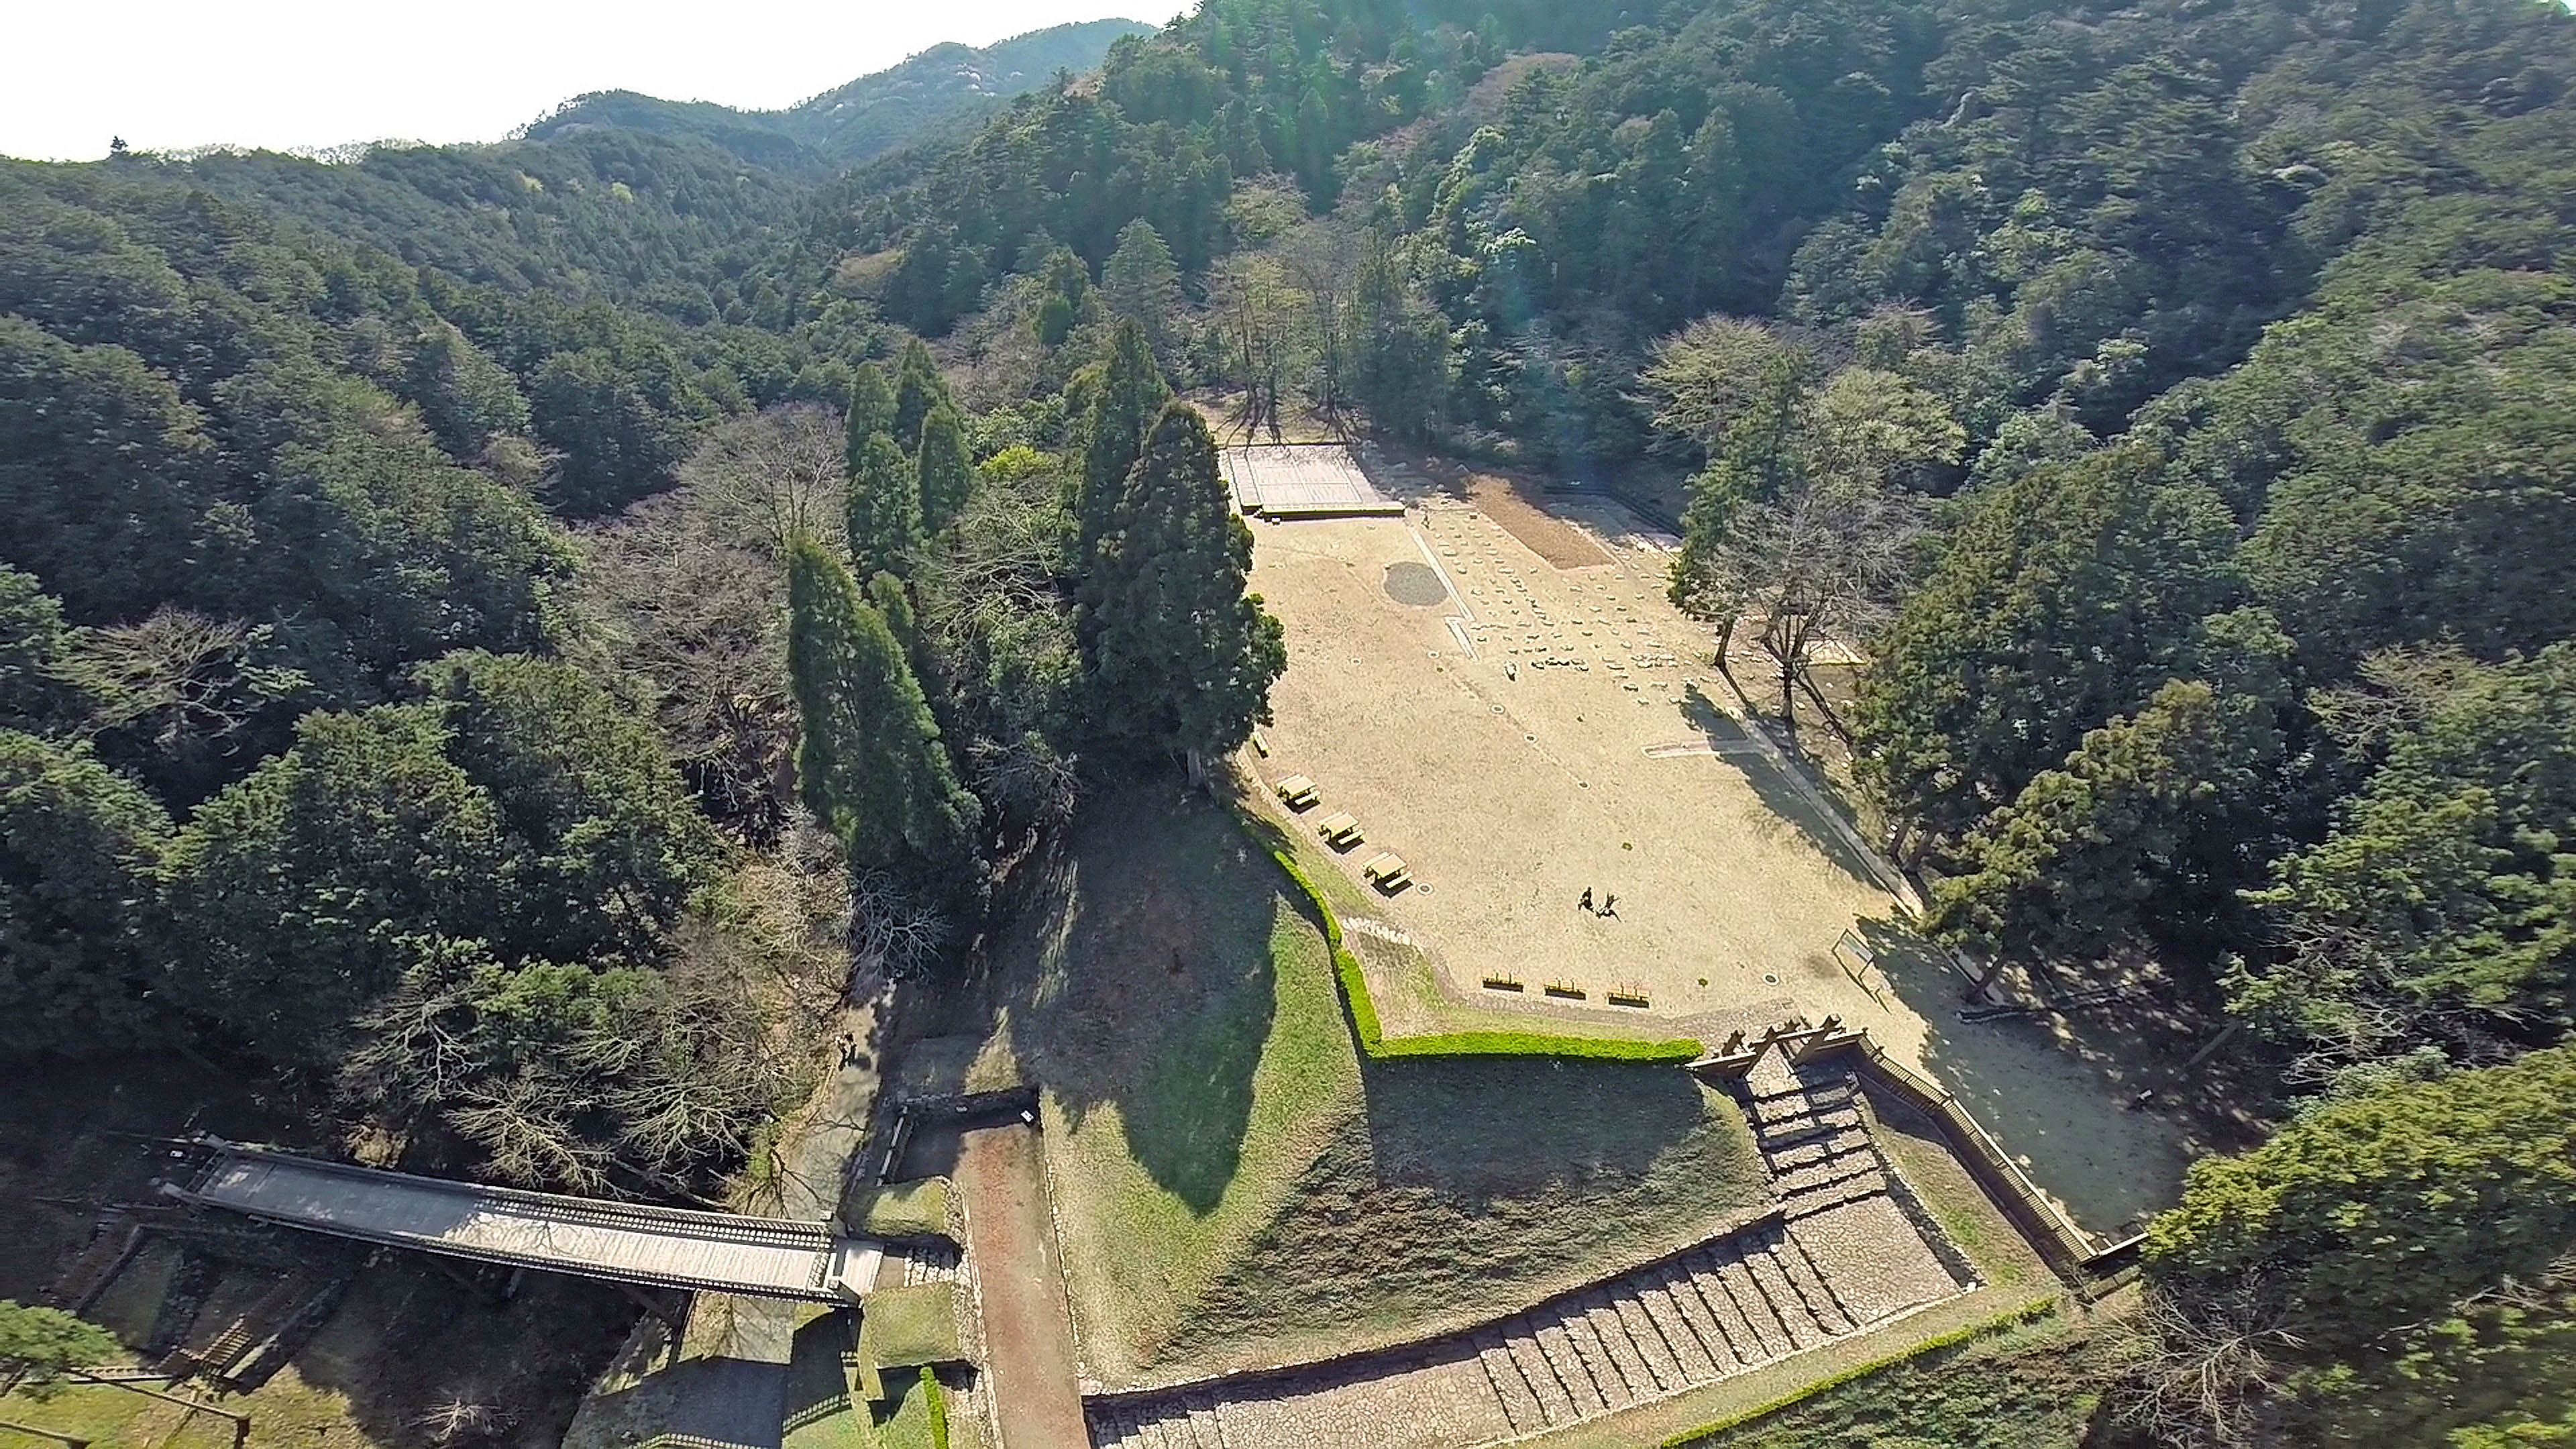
[523, 17, 1153, 173]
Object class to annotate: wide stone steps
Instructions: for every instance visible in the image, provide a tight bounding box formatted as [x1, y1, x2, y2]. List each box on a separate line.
[1462, 1217, 1895, 1442]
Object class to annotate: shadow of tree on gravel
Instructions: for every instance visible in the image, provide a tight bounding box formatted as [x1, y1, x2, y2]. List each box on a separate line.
[1682, 683, 1885, 889]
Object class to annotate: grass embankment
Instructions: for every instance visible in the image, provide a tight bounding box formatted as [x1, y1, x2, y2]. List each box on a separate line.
[1665, 1304, 2102, 1449]
[781, 1312, 973, 1449]
[1000, 789, 1769, 1387]
[0, 1386, 236, 1449]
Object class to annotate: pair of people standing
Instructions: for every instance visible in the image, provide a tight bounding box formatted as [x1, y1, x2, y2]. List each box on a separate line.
[1577, 888, 1619, 917]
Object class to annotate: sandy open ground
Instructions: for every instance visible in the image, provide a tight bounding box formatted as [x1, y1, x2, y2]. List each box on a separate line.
[1244, 487, 2191, 1234]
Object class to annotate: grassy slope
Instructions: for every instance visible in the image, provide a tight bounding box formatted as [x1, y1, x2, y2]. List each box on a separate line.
[1686, 1316, 2104, 1449]
[0, 1387, 237, 1449]
[1008, 788, 1768, 1387]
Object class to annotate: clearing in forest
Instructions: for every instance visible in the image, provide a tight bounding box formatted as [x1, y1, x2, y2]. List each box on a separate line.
[1242, 486, 2190, 1236]
[979, 788, 1772, 1391]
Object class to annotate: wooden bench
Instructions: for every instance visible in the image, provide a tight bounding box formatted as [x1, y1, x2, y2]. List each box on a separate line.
[1360, 852, 1412, 893]
[1315, 811, 1364, 848]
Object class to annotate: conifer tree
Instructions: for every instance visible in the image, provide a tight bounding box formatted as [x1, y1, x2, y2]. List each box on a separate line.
[891, 338, 949, 451]
[915, 400, 973, 535]
[784, 537, 977, 887]
[846, 431, 920, 579]
[1850, 445, 2241, 846]
[1079, 402, 1286, 767]
[845, 362, 894, 476]
[1101, 219, 1183, 362]
[2147, 1044, 2576, 1354]
[1077, 319, 1171, 553]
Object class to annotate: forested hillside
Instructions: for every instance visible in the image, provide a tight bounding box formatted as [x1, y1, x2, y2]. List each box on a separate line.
[524, 19, 1156, 176]
[5, 0, 2576, 1442]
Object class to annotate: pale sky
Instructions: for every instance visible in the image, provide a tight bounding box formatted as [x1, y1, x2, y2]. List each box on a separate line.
[1, 0, 1164, 162]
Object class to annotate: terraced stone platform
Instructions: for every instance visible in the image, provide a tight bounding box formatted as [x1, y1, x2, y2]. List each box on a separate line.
[1083, 1061, 1968, 1449]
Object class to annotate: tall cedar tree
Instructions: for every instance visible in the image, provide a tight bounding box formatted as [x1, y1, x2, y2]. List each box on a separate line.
[784, 536, 977, 887]
[847, 431, 920, 579]
[845, 362, 895, 476]
[915, 400, 973, 535]
[1100, 219, 1183, 364]
[1079, 402, 1286, 764]
[1078, 319, 1172, 552]
[891, 338, 948, 451]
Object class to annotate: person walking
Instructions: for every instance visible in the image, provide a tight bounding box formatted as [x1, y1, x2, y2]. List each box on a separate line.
[1578, 887, 1595, 912]
[1600, 893, 1619, 918]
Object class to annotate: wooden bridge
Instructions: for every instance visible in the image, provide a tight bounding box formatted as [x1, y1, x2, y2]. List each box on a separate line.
[169, 1138, 883, 1303]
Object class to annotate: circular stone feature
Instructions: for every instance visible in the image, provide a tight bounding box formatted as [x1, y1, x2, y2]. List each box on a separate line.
[1383, 560, 1448, 606]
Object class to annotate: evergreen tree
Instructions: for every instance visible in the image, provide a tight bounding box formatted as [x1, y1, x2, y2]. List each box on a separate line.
[1850, 445, 2242, 847]
[0, 566, 74, 731]
[0, 1302, 119, 1401]
[1926, 652, 2284, 967]
[1100, 219, 1184, 364]
[1079, 402, 1286, 765]
[2147, 1045, 2576, 1358]
[891, 337, 949, 451]
[1077, 319, 1171, 553]
[2241, 644, 2576, 1059]
[845, 362, 895, 475]
[784, 537, 979, 887]
[915, 400, 974, 535]
[414, 651, 718, 965]
[0, 731, 171, 1055]
[846, 431, 921, 579]
[162, 707, 506, 1064]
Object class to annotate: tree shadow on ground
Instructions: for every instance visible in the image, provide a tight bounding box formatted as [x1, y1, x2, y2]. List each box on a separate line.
[1356, 1054, 1721, 1204]
[281, 1259, 643, 1449]
[1006, 785, 1279, 1216]
[1680, 683, 1884, 889]
[1856, 918, 2195, 1236]
[780, 1309, 855, 1444]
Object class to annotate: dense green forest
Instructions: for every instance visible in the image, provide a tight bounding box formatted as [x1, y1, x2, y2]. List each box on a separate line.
[5, 0, 2576, 1442]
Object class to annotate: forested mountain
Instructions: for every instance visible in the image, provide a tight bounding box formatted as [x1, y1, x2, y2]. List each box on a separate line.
[523, 19, 1156, 176]
[5, 0, 2576, 1441]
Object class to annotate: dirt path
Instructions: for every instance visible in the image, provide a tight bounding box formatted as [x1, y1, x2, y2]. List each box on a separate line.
[956, 1123, 1090, 1449]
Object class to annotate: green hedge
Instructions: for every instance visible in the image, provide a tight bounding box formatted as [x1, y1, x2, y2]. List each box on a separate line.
[921, 1366, 951, 1449]
[1269, 849, 1703, 1065]
[1656, 1297, 2060, 1448]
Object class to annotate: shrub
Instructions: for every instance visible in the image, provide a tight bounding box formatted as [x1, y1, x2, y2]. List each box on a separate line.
[921, 1365, 951, 1449]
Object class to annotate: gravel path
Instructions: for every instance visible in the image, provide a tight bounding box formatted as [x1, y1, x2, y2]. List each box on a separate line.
[955, 1123, 1089, 1449]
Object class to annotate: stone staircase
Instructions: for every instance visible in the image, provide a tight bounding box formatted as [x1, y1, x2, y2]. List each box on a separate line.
[1082, 1060, 1967, 1449]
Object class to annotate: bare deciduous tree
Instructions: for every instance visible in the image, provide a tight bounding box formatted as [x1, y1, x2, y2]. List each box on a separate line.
[847, 868, 949, 985]
[572, 407, 852, 841]
[445, 1075, 610, 1194]
[2105, 1276, 2294, 1449]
